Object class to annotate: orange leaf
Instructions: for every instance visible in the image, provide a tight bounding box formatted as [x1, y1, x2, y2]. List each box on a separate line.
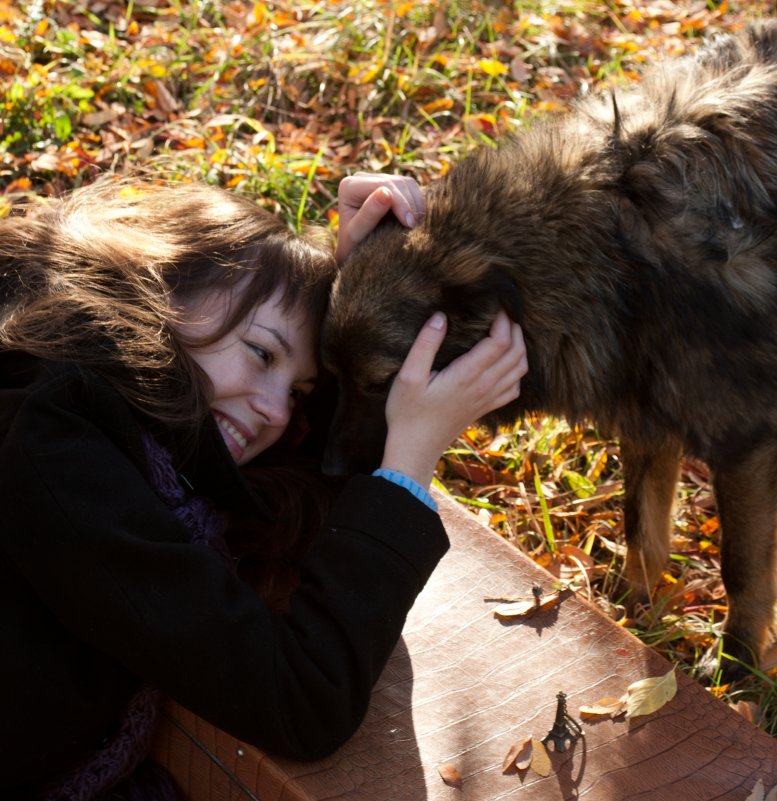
[437, 762, 463, 789]
[450, 459, 496, 485]
[420, 97, 454, 114]
[492, 589, 561, 619]
[700, 516, 719, 535]
[579, 696, 626, 719]
[502, 735, 533, 772]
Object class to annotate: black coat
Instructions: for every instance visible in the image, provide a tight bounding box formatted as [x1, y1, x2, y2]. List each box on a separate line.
[0, 353, 449, 795]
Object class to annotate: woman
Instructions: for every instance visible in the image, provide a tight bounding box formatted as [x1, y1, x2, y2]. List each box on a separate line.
[0, 174, 527, 799]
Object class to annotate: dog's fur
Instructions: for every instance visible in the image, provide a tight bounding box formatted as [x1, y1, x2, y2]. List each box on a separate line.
[322, 22, 777, 678]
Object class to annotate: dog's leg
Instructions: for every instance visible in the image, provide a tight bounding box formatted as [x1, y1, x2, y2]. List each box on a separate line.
[711, 440, 777, 679]
[619, 436, 683, 609]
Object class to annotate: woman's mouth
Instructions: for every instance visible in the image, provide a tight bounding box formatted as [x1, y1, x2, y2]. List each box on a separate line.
[212, 411, 250, 462]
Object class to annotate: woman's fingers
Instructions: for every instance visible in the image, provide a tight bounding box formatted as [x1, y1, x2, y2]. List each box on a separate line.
[335, 173, 425, 262]
[395, 312, 446, 384]
[381, 310, 528, 487]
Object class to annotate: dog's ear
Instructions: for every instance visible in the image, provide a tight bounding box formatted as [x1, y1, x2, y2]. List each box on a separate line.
[434, 264, 523, 371]
[441, 265, 523, 324]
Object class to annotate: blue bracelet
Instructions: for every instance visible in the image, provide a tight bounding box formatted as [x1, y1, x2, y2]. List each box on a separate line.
[372, 468, 438, 512]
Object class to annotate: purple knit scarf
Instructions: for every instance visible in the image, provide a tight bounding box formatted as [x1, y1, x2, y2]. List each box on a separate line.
[39, 433, 229, 801]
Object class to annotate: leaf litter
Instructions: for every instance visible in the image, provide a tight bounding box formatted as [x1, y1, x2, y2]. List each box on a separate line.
[578, 668, 678, 721]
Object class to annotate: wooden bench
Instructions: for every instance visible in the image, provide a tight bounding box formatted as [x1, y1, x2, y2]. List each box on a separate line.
[151, 490, 777, 800]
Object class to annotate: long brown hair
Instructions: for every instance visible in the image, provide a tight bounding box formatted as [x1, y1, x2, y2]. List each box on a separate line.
[0, 179, 337, 428]
[0, 180, 340, 599]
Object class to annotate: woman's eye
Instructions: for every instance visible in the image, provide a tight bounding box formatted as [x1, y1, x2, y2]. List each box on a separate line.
[247, 342, 272, 365]
[289, 387, 311, 403]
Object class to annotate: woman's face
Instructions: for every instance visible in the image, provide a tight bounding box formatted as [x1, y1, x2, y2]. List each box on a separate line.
[176, 287, 318, 465]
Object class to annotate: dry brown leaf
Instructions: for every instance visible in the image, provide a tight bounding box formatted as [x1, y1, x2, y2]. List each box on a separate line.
[530, 738, 552, 777]
[437, 762, 463, 789]
[579, 696, 627, 719]
[492, 590, 561, 619]
[730, 699, 760, 725]
[502, 735, 533, 772]
[745, 778, 777, 801]
[624, 668, 677, 719]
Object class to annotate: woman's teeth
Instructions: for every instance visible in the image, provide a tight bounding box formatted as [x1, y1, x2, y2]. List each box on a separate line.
[218, 415, 247, 449]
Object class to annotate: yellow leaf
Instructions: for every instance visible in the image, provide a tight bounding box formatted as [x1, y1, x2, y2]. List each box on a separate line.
[349, 63, 381, 84]
[479, 58, 508, 77]
[530, 738, 552, 777]
[0, 197, 11, 218]
[252, 2, 267, 25]
[395, 2, 413, 16]
[624, 668, 677, 719]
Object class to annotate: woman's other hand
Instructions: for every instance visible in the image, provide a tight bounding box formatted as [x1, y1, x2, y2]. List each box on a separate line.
[335, 172, 424, 263]
[381, 310, 529, 488]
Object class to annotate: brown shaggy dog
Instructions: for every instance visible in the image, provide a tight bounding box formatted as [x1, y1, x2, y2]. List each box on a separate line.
[322, 22, 777, 680]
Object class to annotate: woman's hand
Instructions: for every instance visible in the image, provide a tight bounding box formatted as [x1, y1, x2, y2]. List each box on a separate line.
[335, 172, 424, 263]
[381, 309, 528, 488]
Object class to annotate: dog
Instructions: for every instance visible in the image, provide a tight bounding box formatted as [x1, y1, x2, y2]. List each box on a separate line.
[321, 22, 777, 680]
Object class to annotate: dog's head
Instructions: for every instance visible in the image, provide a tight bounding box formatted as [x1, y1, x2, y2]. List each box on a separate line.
[321, 218, 522, 475]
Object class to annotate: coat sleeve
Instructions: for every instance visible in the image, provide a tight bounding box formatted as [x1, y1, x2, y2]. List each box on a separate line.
[0, 385, 449, 760]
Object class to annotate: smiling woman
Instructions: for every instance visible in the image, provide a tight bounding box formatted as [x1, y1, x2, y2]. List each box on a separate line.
[0, 175, 527, 800]
[173, 285, 319, 464]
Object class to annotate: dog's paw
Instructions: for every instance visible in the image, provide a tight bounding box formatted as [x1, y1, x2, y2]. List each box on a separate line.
[694, 635, 757, 686]
[611, 578, 651, 618]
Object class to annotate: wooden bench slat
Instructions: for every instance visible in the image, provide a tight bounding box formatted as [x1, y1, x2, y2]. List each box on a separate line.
[152, 490, 777, 800]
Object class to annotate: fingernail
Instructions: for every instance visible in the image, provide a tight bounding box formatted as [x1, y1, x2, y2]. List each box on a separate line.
[377, 187, 392, 204]
[429, 312, 445, 330]
[405, 212, 415, 227]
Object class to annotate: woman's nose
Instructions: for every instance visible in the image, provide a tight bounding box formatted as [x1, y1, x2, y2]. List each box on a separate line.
[250, 384, 293, 428]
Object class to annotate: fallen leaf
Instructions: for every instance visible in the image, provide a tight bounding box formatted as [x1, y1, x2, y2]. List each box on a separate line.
[730, 699, 759, 725]
[479, 58, 508, 76]
[502, 736, 553, 777]
[530, 738, 552, 777]
[492, 588, 561, 619]
[746, 778, 764, 801]
[502, 735, 533, 772]
[624, 668, 677, 718]
[437, 762, 463, 789]
[745, 778, 777, 801]
[579, 696, 627, 719]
